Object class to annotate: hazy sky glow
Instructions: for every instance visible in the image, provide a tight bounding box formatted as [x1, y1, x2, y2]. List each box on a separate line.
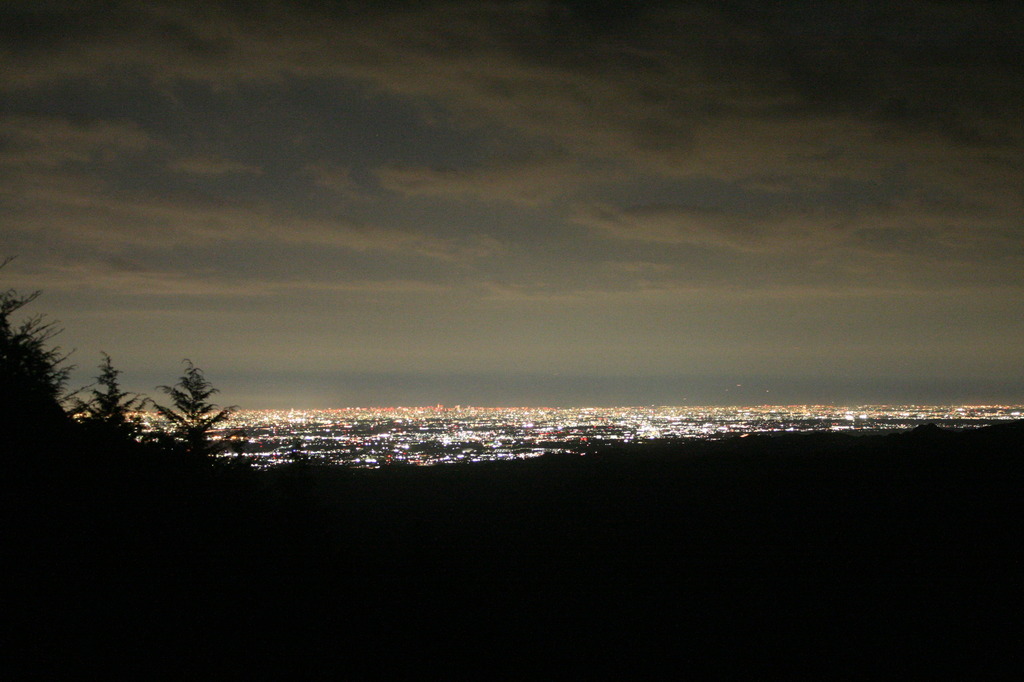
[2, 1, 1022, 407]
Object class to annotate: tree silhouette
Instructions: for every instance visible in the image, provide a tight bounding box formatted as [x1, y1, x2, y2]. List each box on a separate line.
[154, 360, 235, 459]
[1, 257, 73, 439]
[72, 353, 149, 443]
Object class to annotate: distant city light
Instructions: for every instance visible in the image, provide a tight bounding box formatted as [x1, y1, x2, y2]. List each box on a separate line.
[136, 404, 1024, 469]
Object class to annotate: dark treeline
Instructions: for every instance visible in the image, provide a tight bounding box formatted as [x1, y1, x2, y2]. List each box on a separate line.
[2, 258, 239, 464]
[4, 269, 1023, 677]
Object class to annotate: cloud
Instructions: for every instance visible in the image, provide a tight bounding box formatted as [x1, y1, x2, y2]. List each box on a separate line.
[3, 156, 503, 267]
[29, 259, 453, 298]
[0, 115, 157, 168]
[169, 155, 262, 176]
[7, 2, 1018, 151]
[569, 188, 1024, 296]
[303, 162, 361, 195]
[4, 2, 1021, 194]
[374, 155, 617, 206]
[572, 202, 816, 251]
[2, 2, 1021, 301]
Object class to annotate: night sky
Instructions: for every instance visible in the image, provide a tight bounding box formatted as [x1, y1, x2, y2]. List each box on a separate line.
[2, 1, 1022, 407]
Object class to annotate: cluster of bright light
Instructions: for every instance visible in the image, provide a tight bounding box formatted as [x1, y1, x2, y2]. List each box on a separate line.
[186, 404, 1024, 468]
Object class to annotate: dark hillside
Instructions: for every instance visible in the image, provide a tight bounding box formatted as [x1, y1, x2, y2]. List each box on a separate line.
[6, 422, 1023, 677]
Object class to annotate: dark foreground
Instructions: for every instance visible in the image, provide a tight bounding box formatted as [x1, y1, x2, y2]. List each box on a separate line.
[6, 422, 1024, 677]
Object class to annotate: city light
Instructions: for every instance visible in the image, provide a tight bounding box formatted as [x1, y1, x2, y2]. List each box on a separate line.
[140, 404, 1024, 469]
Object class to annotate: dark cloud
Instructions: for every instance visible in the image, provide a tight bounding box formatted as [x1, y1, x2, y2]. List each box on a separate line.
[1, 0, 1021, 405]
[169, 156, 262, 176]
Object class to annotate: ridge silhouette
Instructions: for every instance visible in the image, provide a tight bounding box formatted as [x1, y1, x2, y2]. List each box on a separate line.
[7, 418, 1023, 677]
